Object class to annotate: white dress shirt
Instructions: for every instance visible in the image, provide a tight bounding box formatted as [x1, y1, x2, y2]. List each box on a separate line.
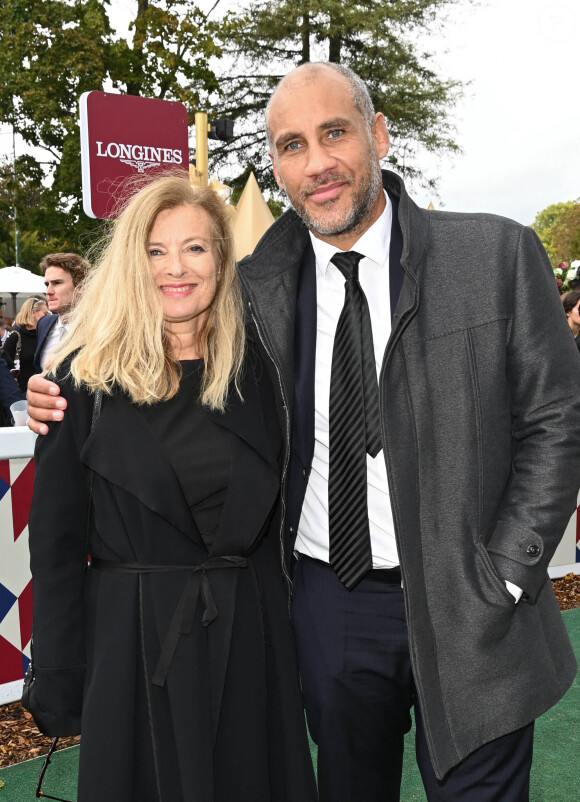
[293, 192, 523, 600]
[40, 317, 67, 371]
[295, 192, 400, 568]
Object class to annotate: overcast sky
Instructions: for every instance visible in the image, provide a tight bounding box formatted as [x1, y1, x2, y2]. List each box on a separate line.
[3, 0, 578, 227]
[410, 0, 580, 224]
[114, 0, 580, 225]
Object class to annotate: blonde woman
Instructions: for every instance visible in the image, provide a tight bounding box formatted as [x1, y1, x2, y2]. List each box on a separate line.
[26, 176, 317, 802]
[1, 296, 49, 390]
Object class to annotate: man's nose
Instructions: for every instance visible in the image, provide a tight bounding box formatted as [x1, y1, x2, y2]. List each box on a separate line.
[304, 141, 338, 177]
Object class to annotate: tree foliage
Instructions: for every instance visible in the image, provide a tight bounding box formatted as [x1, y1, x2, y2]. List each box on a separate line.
[0, 157, 64, 270]
[0, 0, 221, 254]
[0, 0, 467, 251]
[210, 0, 464, 191]
[532, 200, 580, 267]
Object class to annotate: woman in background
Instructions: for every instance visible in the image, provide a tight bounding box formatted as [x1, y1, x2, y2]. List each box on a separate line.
[2, 296, 49, 390]
[26, 175, 317, 802]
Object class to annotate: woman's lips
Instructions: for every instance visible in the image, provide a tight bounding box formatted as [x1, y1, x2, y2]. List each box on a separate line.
[159, 284, 195, 295]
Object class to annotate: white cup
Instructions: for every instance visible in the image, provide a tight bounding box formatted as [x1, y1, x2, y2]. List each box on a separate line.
[10, 400, 29, 427]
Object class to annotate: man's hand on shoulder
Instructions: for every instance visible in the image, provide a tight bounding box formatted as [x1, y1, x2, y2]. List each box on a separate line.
[27, 373, 67, 435]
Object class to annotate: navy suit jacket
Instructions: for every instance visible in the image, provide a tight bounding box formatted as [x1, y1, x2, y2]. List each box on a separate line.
[33, 314, 58, 374]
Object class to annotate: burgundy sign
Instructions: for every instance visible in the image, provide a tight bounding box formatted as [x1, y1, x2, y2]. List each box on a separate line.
[80, 91, 189, 219]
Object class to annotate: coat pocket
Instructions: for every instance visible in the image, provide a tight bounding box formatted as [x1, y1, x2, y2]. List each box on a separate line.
[474, 540, 518, 607]
[22, 659, 85, 737]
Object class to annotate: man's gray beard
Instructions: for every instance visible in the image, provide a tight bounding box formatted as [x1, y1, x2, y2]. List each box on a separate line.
[288, 161, 383, 237]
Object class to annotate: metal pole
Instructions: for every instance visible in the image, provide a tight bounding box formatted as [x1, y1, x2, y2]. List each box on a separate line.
[12, 125, 20, 267]
[193, 111, 209, 188]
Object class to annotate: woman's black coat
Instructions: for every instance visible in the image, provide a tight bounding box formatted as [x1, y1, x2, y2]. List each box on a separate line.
[2, 324, 38, 391]
[28, 351, 317, 802]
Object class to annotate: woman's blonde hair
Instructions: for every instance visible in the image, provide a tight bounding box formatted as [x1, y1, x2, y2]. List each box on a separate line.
[50, 174, 245, 410]
[16, 297, 47, 328]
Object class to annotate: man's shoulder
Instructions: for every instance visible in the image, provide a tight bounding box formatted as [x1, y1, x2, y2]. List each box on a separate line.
[37, 315, 57, 336]
[428, 208, 525, 230]
[424, 208, 531, 255]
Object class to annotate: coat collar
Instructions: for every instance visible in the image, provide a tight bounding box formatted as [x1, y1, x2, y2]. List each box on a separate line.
[240, 170, 430, 284]
[239, 169, 429, 400]
[81, 390, 197, 540]
[80, 358, 280, 552]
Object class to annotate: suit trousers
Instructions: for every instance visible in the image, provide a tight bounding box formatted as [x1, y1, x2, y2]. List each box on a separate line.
[291, 555, 534, 802]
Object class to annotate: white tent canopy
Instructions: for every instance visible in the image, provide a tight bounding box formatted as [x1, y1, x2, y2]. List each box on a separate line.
[0, 266, 46, 294]
[0, 266, 46, 318]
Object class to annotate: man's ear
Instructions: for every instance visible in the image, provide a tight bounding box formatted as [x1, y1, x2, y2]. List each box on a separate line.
[372, 113, 390, 160]
[269, 152, 285, 191]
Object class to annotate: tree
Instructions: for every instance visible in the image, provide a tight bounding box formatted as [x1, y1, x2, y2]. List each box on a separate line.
[0, 156, 64, 270]
[551, 205, 580, 264]
[0, 0, 222, 250]
[532, 200, 580, 266]
[208, 0, 464, 191]
[0, 0, 467, 243]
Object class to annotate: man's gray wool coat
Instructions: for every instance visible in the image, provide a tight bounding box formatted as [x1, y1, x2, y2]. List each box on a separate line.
[239, 170, 580, 779]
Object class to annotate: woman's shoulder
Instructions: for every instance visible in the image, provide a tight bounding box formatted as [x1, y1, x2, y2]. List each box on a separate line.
[50, 355, 97, 407]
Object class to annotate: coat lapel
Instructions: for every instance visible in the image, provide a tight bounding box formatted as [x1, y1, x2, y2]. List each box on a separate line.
[80, 356, 282, 556]
[80, 391, 198, 544]
[208, 353, 282, 556]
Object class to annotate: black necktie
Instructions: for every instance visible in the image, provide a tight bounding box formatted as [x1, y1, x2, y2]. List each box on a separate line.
[328, 251, 382, 590]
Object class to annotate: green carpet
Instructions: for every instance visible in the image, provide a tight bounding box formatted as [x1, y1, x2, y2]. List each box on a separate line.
[0, 744, 79, 801]
[1, 608, 578, 801]
[394, 608, 580, 801]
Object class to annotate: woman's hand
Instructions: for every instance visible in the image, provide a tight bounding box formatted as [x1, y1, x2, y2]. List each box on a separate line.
[27, 374, 67, 435]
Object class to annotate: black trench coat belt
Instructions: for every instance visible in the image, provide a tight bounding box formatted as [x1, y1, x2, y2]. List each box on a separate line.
[91, 556, 248, 687]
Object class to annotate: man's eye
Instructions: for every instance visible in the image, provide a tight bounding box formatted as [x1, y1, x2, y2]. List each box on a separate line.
[328, 129, 343, 139]
[285, 141, 301, 151]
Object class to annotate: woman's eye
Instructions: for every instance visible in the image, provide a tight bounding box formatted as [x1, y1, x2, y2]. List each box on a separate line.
[148, 248, 162, 257]
[188, 244, 206, 253]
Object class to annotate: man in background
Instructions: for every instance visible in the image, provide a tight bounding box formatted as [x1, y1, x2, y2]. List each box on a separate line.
[34, 252, 90, 373]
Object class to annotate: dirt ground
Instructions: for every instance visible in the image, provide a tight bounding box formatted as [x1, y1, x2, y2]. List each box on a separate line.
[1, 574, 579, 769]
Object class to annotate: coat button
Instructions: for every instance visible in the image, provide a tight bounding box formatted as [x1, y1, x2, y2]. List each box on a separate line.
[302, 467, 308, 479]
[526, 544, 540, 557]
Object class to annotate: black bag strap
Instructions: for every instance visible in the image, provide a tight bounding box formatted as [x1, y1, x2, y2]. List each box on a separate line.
[83, 389, 103, 576]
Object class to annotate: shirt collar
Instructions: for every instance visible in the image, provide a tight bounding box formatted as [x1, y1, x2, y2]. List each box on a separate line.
[309, 190, 392, 277]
